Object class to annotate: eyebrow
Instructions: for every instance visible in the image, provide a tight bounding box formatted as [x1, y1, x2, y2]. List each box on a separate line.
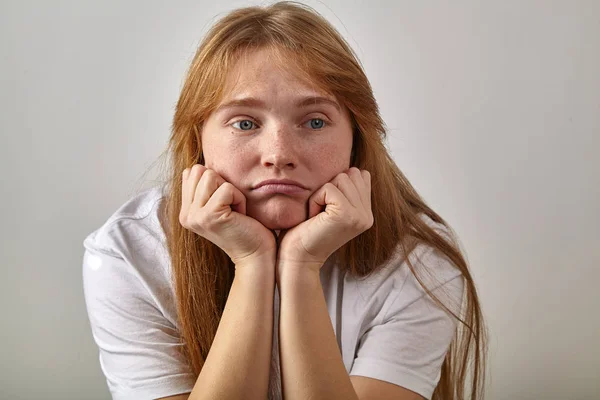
[214, 95, 341, 114]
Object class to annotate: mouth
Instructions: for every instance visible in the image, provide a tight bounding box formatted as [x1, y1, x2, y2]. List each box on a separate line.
[253, 183, 307, 195]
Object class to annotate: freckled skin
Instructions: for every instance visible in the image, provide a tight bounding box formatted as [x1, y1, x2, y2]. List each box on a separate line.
[201, 48, 354, 230]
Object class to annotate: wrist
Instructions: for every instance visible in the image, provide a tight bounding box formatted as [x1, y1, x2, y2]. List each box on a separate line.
[235, 255, 275, 277]
[276, 260, 322, 287]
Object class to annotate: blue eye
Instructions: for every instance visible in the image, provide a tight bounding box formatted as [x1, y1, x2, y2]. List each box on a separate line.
[307, 118, 326, 129]
[231, 119, 255, 131]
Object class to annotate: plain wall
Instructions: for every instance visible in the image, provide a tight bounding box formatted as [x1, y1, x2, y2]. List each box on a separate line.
[1, 1, 598, 399]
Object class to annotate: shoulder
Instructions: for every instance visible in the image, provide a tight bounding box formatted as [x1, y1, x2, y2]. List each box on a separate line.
[83, 185, 167, 259]
[338, 213, 464, 322]
[82, 185, 176, 314]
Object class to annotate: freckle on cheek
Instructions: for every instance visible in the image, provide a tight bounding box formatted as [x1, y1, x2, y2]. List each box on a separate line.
[314, 146, 345, 166]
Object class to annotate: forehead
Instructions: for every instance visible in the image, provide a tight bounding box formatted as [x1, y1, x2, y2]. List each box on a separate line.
[220, 47, 331, 99]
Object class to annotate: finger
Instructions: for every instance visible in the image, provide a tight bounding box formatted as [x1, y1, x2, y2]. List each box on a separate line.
[226, 182, 247, 215]
[345, 167, 371, 209]
[182, 168, 190, 206]
[346, 167, 371, 209]
[194, 169, 225, 208]
[346, 167, 367, 192]
[185, 164, 207, 203]
[308, 184, 327, 219]
[360, 169, 372, 209]
[308, 182, 349, 219]
[332, 171, 363, 209]
[204, 181, 247, 216]
[183, 164, 206, 207]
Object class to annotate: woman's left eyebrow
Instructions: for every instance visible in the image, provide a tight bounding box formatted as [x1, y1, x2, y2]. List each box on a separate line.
[295, 96, 341, 112]
[215, 96, 341, 114]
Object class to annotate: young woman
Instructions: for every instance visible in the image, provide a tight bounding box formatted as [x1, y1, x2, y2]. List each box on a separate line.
[82, 2, 486, 399]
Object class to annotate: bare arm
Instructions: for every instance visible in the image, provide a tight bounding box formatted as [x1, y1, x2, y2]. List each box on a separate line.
[277, 264, 359, 400]
[182, 259, 275, 400]
[277, 265, 424, 400]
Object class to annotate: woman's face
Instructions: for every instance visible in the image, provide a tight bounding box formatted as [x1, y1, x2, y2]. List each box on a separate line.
[201, 48, 354, 230]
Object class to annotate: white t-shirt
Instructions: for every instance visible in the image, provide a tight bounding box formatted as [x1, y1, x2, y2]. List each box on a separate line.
[82, 186, 463, 400]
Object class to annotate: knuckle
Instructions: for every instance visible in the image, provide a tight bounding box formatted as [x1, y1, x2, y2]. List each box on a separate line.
[178, 212, 188, 227]
[193, 164, 207, 178]
[220, 182, 234, 192]
[201, 169, 212, 180]
[204, 169, 221, 184]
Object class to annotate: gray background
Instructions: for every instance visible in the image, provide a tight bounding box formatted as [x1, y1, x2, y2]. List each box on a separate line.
[1, 0, 599, 399]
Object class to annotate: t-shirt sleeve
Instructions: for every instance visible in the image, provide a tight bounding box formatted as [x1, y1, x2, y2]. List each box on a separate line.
[349, 248, 464, 400]
[82, 234, 196, 400]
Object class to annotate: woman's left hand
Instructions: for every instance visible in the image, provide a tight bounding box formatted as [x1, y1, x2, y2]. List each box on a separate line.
[276, 167, 374, 273]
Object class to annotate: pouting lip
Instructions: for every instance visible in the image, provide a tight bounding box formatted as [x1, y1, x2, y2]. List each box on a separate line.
[254, 179, 307, 190]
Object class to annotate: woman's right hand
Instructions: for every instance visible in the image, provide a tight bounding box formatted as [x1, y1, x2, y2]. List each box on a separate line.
[179, 164, 276, 267]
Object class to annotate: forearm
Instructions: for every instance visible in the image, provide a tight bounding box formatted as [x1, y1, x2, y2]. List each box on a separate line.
[277, 264, 359, 400]
[189, 260, 275, 400]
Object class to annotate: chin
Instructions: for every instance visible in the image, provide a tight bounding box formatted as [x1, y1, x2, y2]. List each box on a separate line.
[247, 197, 307, 230]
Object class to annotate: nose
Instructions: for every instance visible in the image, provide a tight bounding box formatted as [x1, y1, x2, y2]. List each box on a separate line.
[260, 125, 298, 169]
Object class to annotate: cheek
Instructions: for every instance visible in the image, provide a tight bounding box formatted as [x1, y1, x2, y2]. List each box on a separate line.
[308, 139, 352, 176]
[206, 142, 252, 184]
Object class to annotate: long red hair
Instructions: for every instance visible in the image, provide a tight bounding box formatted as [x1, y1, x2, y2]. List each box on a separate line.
[153, 2, 487, 398]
